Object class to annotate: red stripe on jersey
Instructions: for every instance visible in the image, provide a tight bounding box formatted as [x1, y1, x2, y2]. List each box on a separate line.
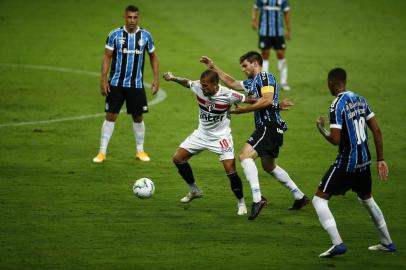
[196, 95, 229, 110]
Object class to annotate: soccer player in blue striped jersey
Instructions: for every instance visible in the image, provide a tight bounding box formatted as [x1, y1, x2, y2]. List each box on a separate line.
[93, 5, 159, 163]
[251, 0, 291, 90]
[201, 52, 309, 220]
[313, 68, 396, 258]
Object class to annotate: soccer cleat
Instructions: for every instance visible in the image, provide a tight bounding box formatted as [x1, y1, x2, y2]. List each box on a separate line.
[136, 151, 151, 162]
[237, 204, 248, 216]
[92, 153, 106, 163]
[319, 243, 347, 258]
[281, 84, 291, 91]
[248, 196, 268, 220]
[368, 243, 396, 252]
[180, 191, 204, 203]
[289, 195, 310, 210]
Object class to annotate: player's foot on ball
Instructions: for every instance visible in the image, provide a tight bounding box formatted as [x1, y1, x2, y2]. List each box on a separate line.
[248, 196, 268, 220]
[281, 84, 291, 91]
[180, 191, 203, 203]
[92, 153, 106, 163]
[319, 243, 347, 258]
[368, 243, 396, 252]
[237, 203, 248, 216]
[289, 195, 310, 210]
[136, 151, 151, 162]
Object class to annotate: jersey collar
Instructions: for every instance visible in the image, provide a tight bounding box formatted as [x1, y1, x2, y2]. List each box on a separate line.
[123, 26, 140, 34]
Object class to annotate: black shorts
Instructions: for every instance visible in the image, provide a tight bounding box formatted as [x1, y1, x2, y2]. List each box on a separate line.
[247, 123, 284, 157]
[105, 85, 148, 115]
[318, 165, 372, 196]
[259, 35, 286, 50]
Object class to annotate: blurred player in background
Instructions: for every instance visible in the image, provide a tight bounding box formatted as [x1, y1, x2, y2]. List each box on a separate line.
[163, 69, 258, 215]
[313, 68, 396, 258]
[93, 5, 159, 163]
[201, 52, 309, 220]
[251, 0, 291, 90]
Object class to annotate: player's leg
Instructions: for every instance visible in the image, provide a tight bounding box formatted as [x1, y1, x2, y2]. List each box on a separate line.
[222, 158, 247, 215]
[128, 88, 150, 161]
[93, 85, 124, 163]
[354, 169, 396, 252]
[176, 131, 207, 203]
[173, 147, 203, 203]
[276, 49, 289, 91]
[261, 156, 309, 210]
[239, 143, 267, 220]
[312, 167, 347, 258]
[259, 36, 271, 72]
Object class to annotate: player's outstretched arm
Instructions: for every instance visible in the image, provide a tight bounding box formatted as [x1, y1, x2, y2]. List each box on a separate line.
[367, 117, 389, 181]
[200, 56, 243, 90]
[230, 92, 274, 114]
[316, 116, 341, 145]
[163, 71, 191, 88]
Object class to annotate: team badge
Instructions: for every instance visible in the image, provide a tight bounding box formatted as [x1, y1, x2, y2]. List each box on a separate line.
[206, 101, 214, 112]
[138, 39, 145, 47]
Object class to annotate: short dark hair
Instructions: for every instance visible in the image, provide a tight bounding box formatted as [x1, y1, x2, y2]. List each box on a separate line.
[239, 51, 263, 66]
[328, 68, 347, 83]
[200, 69, 219, 84]
[125, 5, 139, 13]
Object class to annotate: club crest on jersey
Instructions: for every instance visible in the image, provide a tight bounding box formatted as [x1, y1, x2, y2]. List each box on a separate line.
[138, 39, 145, 47]
[206, 101, 215, 112]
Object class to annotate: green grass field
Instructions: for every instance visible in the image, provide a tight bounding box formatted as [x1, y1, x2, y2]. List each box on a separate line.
[1, 0, 405, 269]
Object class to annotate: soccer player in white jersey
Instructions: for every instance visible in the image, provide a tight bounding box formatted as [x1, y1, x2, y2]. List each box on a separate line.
[163, 69, 257, 215]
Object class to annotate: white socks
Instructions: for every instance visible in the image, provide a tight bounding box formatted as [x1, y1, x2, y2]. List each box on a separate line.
[133, 121, 145, 152]
[99, 120, 115, 154]
[278, 58, 288, 85]
[241, 158, 262, 203]
[270, 166, 304, 200]
[262, 60, 269, 73]
[312, 196, 343, 245]
[359, 197, 393, 245]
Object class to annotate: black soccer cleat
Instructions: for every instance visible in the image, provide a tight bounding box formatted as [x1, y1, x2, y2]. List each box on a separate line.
[289, 195, 310, 210]
[248, 196, 268, 220]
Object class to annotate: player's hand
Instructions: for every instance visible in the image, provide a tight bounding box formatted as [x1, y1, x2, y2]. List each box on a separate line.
[279, 98, 294, 110]
[316, 116, 325, 129]
[229, 104, 244, 114]
[200, 56, 214, 69]
[100, 80, 110, 96]
[377, 160, 389, 181]
[163, 71, 174, 81]
[151, 78, 159, 95]
[251, 20, 257, 30]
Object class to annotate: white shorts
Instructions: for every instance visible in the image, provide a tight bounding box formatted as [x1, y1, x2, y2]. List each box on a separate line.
[179, 129, 235, 161]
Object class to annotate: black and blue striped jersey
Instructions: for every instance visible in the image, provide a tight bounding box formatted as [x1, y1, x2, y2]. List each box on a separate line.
[241, 71, 287, 130]
[105, 26, 155, 88]
[254, 0, 289, 37]
[329, 91, 375, 172]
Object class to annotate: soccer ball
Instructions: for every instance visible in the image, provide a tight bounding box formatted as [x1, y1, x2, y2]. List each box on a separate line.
[133, 178, 155, 199]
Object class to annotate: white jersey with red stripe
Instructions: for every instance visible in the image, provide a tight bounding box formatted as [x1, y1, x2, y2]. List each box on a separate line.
[189, 81, 245, 137]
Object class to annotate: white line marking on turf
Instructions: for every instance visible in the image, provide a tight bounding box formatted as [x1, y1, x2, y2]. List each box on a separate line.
[0, 63, 167, 128]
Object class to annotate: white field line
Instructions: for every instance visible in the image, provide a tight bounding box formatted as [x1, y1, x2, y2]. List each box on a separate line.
[0, 63, 167, 128]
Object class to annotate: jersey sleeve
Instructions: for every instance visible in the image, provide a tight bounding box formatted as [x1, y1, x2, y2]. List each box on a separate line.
[254, 0, 262, 8]
[259, 72, 276, 96]
[241, 79, 253, 94]
[364, 97, 375, 120]
[228, 89, 245, 104]
[105, 30, 117, 51]
[189, 80, 200, 94]
[145, 32, 155, 53]
[282, 0, 290, 12]
[329, 98, 343, 129]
